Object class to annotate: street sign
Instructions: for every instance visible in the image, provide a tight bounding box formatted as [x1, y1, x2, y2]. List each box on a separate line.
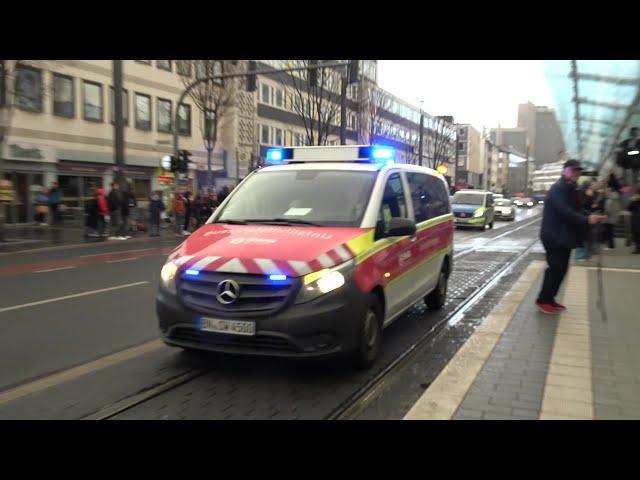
[161, 155, 172, 170]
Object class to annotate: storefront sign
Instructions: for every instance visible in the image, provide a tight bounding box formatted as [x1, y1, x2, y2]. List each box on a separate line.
[4, 142, 56, 163]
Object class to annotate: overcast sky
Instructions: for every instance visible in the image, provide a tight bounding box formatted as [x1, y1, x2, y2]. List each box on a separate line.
[377, 61, 555, 132]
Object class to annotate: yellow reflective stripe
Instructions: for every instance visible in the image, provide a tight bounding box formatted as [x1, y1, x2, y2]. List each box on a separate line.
[387, 246, 450, 286]
[303, 268, 330, 286]
[416, 214, 454, 232]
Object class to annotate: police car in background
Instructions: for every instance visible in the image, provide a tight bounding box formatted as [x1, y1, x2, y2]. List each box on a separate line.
[157, 145, 454, 368]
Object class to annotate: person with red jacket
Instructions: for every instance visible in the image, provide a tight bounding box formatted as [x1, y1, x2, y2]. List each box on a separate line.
[96, 187, 109, 238]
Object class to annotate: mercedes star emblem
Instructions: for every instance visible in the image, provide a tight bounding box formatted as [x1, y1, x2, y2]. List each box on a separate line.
[217, 279, 240, 305]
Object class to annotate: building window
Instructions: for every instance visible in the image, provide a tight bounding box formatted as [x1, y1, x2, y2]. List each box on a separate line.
[177, 103, 191, 135]
[15, 65, 43, 112]
[157, 98, 172, 133]
[135, 92, 151, 130]
[195, 61, 207, 80]
[177, 61, 191, 77]
[83, 80, 103, 122]
[157, 60, 171, 71]
[52, 73, 74, 118]
[109, 87, 129, 125]
[275, 88, 283, 108]
[261, 125, 269, 144]
[274, 128, 283, 146]
[261, 83, 270, 104]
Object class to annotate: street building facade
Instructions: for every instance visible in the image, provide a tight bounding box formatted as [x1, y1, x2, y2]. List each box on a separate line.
[517, 101, 566, 168]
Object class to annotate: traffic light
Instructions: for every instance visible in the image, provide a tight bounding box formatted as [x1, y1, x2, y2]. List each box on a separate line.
[246, 60, 257, 92]
[348, 60, 360, 84]
[170, 155, 178, 173]
[179, 150, 191, 173]
[308, 60, 318, 86]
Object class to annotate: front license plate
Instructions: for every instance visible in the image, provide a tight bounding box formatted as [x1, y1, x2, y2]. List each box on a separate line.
[200, 317, 256, 336]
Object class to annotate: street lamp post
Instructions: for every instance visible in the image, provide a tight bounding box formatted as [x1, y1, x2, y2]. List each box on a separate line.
[418, 100, 424, 167]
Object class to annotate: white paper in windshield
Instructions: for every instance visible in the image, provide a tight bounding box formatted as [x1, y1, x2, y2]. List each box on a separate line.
[284, 207, 313, 216]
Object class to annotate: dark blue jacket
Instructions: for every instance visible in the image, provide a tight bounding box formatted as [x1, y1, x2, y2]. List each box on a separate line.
[540, 178, 588, 249]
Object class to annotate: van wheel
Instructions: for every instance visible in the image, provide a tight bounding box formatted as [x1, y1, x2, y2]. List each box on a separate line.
[489, 221, 494, 229]
[426, 267, 448, 310]
[352, 295, 383, 370]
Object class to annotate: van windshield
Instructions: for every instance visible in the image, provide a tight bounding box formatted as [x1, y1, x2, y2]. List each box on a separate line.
[452, 193, 485, 205]
[214, 170, 378, 227]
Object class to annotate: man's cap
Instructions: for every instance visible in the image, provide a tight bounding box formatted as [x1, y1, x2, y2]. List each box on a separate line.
[563, 159, 583, 170]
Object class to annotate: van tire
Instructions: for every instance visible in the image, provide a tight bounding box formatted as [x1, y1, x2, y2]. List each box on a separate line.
[425, 267, 448, 310]
[351, 295, 383, 370]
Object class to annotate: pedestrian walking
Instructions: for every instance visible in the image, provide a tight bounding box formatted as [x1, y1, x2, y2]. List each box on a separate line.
[603, 187, 621, 249]
[48, 182, 62, 225]
[628, 185, 640, 254]
[149, 191, 165, 237]
[107, 182, 126, 240]
[96, 187, 109, 238]
[172, 190, 187, 237]
[218, 185, 230, 204]
[536, 159, 607, 315]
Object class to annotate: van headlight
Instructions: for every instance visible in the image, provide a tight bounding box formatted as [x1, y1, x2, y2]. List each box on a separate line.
[160, 262, 178, 293]
[473, 209, 485, 218]
[295, 259, 354, 304]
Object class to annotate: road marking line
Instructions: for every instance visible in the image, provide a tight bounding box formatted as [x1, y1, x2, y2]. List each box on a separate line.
[106, 257, 141, 264]
[34, 266, 76, 273]
[0, 339, 165, 406]
[0, 281, 150, 313]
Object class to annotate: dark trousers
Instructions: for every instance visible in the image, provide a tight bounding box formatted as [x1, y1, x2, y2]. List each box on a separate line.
[603, 224, 615, 248]
[537, 240, 571, 304]
[634, 232, 640, 252]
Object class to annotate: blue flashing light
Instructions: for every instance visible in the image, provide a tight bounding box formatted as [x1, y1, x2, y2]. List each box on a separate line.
[265, 148, 293, 164]
[185, 269, 200, 276]
[269, 274, 287, 281]
[371, 146, 395, 161]
[266, 149, 283, 162]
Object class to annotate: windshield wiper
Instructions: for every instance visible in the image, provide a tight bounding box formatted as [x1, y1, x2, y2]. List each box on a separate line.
[215, 219, 248, 225]
[243, 218, 322, 226]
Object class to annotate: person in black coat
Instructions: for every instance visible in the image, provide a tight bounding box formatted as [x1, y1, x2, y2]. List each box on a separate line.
[149, 191, 165, 237]
[536, 160, 607, 314]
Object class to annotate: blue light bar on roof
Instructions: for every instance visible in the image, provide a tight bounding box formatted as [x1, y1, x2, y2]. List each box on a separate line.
[358, 146, 395, 164]
[269, 274, 287, 281]
[265, 148, 294, 164]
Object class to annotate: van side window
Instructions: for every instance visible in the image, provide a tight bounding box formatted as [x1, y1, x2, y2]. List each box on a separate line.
[407, 172, 450, 221]
[376, 172, 407, 238]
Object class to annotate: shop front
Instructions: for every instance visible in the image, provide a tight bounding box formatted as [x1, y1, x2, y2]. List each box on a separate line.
[1, 141, 57, 224]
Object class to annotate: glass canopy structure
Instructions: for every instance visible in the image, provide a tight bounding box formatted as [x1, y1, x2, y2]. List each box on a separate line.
[543, 60, 640, 172]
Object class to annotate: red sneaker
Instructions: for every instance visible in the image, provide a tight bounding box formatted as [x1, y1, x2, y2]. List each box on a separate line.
[551, 301, 566, 310]
[536, 302, 559, 315]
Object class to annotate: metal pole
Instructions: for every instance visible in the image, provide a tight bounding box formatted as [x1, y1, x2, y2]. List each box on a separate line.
[113, 60, 125, 189]
[454, 127, 459, 189]
[340, 71, 348, 145]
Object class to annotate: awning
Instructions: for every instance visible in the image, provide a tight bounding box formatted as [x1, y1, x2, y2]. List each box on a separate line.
[542, 60, 640, 172]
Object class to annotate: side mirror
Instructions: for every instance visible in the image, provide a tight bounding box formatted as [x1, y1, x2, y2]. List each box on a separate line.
[387, 217, 416, 237]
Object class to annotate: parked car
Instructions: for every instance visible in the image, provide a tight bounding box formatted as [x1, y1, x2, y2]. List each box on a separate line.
[494, 198, 516, 220]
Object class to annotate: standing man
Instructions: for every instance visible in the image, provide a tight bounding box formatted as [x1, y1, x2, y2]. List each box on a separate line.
[536, 159, 608, 314]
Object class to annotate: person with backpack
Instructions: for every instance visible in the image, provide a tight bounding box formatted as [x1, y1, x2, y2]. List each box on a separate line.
[172, 190, 187, 237]
[48, 182, 62, 225]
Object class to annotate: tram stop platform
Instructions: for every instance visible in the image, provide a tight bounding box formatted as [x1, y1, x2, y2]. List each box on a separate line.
[405, 239, 640, 420]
